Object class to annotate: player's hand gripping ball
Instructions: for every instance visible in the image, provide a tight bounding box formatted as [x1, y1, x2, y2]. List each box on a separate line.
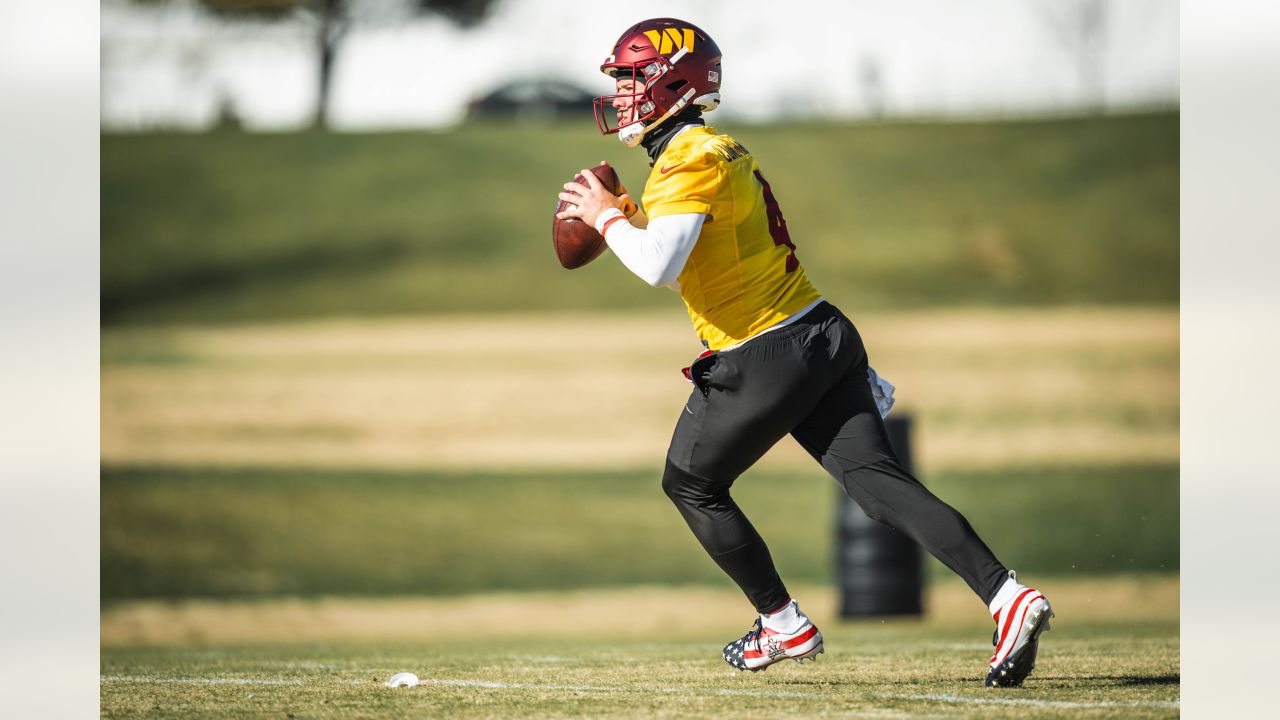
[552, 162, 635, 269]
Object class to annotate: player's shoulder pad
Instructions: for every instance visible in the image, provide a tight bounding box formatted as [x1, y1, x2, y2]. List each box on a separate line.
[654, 134, 749, 182]
[699, 133, 752, 166]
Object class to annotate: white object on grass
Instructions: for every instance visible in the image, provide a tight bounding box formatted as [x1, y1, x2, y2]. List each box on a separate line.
[385, 672, 419, 688]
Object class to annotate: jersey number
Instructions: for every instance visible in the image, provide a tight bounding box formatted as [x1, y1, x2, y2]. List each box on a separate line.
[754, 170, 799, 273]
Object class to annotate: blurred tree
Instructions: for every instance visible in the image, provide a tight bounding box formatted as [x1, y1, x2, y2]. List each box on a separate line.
[857, 55, 886, 119]
[1039, 0, 1108, 110]
[186, 0, 498, 127]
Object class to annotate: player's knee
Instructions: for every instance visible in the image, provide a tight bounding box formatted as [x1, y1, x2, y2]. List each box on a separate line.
[662, 459, 715, 506]
[661, 460, 694, 502]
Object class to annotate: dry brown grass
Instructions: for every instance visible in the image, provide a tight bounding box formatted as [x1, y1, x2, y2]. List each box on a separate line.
[102, 307, 1177, 472]
[100, 575, 1177, 649]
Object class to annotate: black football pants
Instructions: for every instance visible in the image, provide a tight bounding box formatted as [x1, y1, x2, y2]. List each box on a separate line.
[662, 301, 1009, 614]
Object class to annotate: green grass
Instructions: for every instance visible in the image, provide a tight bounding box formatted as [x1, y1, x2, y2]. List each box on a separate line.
[101, 464, 1177, 600]
[100, 614, 1179, 718]
[102, 112, 1178, 324]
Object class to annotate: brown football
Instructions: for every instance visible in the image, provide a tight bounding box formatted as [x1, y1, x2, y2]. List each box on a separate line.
[552, 162, 623, 269]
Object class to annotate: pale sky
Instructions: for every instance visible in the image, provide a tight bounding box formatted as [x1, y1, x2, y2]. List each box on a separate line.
[101, 0, 1179, 131]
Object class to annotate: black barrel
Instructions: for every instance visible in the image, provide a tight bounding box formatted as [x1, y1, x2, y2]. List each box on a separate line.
[835, 414, 923, 617]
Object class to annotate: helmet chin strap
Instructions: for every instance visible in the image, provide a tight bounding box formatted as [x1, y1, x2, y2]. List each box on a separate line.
[618, 122, 646, 147]
[616, 88, 697, 147]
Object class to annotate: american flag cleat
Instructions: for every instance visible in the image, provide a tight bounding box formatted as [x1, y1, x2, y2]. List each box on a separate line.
[723, 608, 824, 672]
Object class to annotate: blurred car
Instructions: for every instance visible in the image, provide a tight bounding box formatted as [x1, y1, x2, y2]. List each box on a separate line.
[466, 79, 596, 124]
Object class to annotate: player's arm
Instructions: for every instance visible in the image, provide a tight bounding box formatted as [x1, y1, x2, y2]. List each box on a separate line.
[593, 209, 703, 288]
[599, 151, 720, 287]
[557, 160, 710, 287]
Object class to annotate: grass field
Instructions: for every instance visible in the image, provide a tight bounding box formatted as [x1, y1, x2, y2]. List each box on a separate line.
[102, 113, 1179, 715]
[102, 305, 1178, 599]
[101, 462, 1176, 600]
[101, 307, 1178, 474]
[101, 576, 1179, 718]
[101, 112, 1177, 324]
[101, 305, 1178, 713]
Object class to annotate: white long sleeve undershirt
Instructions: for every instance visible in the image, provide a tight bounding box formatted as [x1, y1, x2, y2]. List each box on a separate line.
[594, 207, 705, 289]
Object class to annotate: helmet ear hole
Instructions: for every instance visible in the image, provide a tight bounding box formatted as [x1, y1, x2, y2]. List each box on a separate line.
[693, 92, 721, 111]
[666, 80, 689, 93]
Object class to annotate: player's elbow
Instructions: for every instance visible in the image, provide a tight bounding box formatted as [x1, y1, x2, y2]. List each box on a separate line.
[639, 270, 669, 288]
[642, 262, 683, 288]
[628, 258, 677, 287]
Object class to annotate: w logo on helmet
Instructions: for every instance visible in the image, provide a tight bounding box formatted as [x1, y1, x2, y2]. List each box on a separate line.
[643, 28, 696, 56]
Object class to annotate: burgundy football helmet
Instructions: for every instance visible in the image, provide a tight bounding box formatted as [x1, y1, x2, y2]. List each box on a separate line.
[594, 18, 722, 147]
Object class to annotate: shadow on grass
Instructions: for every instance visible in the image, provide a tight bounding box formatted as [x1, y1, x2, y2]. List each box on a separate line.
[1038, 673, 1180, 688]
[1099, 674, 1180, 687]
[102, 234, 413, 323]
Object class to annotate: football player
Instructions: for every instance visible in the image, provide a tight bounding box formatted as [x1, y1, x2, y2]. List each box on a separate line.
[556, 18, 1052, 687]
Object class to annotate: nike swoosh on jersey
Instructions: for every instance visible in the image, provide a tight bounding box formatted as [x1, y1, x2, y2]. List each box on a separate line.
[660, 163, 681, 174]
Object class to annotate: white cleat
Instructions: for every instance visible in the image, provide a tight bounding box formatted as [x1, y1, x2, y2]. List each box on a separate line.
[986, 585, 1053, 688]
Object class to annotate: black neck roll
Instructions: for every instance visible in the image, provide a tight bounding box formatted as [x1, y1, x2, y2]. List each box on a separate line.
[641, 106, 706, 166]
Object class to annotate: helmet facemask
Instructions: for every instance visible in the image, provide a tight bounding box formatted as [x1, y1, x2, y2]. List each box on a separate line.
[593, 59, 669, 147]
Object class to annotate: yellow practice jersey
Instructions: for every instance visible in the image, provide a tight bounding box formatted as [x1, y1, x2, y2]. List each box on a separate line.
[641, 126, 822, 351]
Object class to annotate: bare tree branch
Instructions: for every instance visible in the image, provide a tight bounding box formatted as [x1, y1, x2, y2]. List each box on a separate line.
[152, 0, 501, 127]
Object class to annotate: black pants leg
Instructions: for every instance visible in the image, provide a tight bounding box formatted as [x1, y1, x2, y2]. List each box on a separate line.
[662, 302, 1009, 613]
[789, 312, 1009, 605]
[663, 319, 834, 614]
